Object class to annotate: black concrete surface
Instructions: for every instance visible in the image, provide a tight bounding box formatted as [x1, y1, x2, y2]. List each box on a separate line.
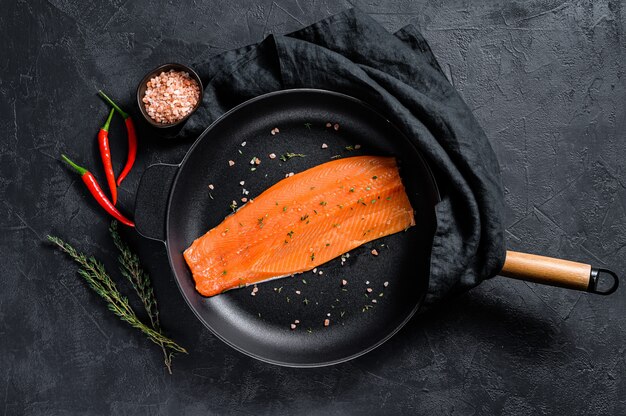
[1, 0, 624, 414]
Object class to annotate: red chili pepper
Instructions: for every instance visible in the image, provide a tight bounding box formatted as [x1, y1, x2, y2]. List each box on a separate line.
[61, 154, 135, 227]
[98, 90, 137, 186]
[98, 108, 117, 204]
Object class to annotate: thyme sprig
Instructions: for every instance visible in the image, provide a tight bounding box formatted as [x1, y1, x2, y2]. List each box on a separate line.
[109, 222, 177, 372]
[280, 153, 306, 162]
[47, 226, 187, 374]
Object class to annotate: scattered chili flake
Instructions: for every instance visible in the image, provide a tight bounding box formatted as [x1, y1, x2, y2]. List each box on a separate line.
[371, 249, 379, 256]
[333, 123, 339, 131]
[321, 143, 328, 149]
[324, 318, 330, 326]
[383, 281, 389, 287]
[228, 160, 235, 166]
[269, 153, 276, 159]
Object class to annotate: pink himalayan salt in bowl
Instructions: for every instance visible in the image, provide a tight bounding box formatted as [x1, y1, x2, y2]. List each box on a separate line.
[136, 63, 203, 129]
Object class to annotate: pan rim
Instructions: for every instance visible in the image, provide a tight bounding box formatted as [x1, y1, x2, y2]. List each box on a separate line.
[164, 88, 441, 367]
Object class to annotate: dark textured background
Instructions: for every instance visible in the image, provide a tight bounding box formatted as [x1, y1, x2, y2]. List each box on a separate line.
[1, 0, 624, 414]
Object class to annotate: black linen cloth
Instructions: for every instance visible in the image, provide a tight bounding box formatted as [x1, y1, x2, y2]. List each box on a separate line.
[179, 8, 505, 306]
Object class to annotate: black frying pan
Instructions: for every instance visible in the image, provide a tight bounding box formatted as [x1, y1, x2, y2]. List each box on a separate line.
[135, 89, 618, 367]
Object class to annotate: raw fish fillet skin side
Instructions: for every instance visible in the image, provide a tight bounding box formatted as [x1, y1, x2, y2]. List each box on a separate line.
[183, 156, 415, 297]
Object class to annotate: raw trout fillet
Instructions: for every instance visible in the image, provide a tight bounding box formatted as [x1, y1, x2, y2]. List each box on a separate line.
[184, 156, 415, 297]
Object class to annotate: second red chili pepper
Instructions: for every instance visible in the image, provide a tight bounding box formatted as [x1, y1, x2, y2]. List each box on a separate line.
[61, 154, 135, 227]
[98, 90, 137, 186]
[98, 108, 117, 204]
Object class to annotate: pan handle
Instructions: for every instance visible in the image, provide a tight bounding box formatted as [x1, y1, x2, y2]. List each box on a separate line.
[499, 251, 619, 295]
[134, 163, 179, 242]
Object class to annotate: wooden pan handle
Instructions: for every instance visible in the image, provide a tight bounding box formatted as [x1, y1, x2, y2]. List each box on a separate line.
[500, 251, 619, 295]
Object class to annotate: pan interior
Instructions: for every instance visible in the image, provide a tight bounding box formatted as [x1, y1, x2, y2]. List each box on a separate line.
[166, 90, 438, 366]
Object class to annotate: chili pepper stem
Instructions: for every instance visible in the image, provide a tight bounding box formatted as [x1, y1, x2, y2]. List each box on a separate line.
[102, 108, 115, 131]
[98, 90, 130, 119]
[61, 154, 87, 176]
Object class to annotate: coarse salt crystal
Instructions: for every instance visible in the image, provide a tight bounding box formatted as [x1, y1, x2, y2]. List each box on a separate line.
[326, 122, 332, 128]
[269, 153, 276, 159]
[354, 144, 361, 149]
[341, 279, 347, 286]
[208, 184, 214, 190]
[239, 181, 245, 186]
[321, 143, 328, 149]
[241, 141, 247, 147]
[142, 70, 200, 124]
[228, 160, 235, 166]
[383, 281, 389, 287]
[324, 319, 330, 327]
[371, 249, 379, 256]
[366, 288, 373, 293]
[290, 324, 296, 330]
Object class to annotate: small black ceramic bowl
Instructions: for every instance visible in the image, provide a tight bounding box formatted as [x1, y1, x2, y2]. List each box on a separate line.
[136, 63, 203, 129]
